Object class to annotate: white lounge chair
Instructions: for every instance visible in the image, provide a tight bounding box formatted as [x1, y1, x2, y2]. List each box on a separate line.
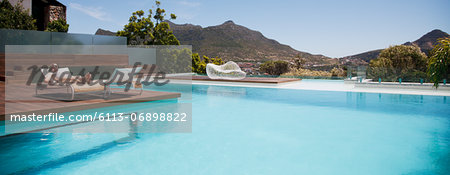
[36, 67, 106, 101]
[103, 67, 143, 96]
[206, 61, 246, 80]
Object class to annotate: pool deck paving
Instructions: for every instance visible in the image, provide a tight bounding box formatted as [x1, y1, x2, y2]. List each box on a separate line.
[184, 78, 450, 97]
[169, 75, 301, 84]
[0, 82, 181, 120]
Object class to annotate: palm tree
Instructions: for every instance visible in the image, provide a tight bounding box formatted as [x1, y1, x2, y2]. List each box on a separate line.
[427, 37, 449, 88]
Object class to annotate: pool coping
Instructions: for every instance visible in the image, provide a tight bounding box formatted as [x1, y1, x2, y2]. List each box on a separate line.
[171, 79, 450, 97]
[168, 75, 302, 84]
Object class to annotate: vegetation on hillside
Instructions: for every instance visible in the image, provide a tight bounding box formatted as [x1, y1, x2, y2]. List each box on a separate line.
[261, 58, 346, 78]
[259, 60, 290, 76]
[0, 0, 36, 30]
[45, 19, 69, 32]
[427, 37, 449, 88]
[283, 68, 332, 77]
[293, 57, 306, 69]
[330, 67, 346, 77]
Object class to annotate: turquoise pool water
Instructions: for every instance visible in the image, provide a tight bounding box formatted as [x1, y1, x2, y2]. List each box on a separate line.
[1, 84, 450, 174]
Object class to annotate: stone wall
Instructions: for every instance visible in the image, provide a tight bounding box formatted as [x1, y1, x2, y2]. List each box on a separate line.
[48, 5, 66, 22]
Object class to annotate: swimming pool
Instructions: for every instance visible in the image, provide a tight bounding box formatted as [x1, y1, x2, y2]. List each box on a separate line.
[1, 84, 449, 174]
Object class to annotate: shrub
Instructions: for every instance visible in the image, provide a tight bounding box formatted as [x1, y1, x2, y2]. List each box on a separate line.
[191, 53, 223, 74]
[330, 67, 346, 77]
[260, 60, 290, 76]
[45, 19, 69, 32]
[368, 45, 427, 81]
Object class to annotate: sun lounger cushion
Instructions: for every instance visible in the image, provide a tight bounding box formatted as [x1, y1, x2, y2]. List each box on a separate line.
[56, 67, 70, 78]
[72, 83, 105, 93]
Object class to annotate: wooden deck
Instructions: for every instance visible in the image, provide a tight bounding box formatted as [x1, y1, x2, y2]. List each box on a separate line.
[170, 75, 301, 84]
[0, 82, 180, 120]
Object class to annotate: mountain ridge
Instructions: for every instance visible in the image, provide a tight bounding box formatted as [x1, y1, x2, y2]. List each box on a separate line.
[166, 20, 336, 65]
[341, 29, 449, 65]
[95, 28, 116, 36]
[95, 20, 335, 65]
[95, 22, 447, 68]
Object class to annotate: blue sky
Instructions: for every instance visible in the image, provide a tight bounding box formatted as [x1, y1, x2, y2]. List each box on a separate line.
[60, 0, 450, 58]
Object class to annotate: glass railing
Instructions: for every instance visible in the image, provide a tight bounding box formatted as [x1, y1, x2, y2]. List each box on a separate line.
[346, 66, 448, 85]
[0, 28, 127, 53]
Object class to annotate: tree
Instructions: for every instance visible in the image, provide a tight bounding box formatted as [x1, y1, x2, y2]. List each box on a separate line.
[191, 53, 204, 73]
[427, 37, 449, 88]
[117, 1, 179, 45]
[293, 57, 306, 69]
[260, 60, 290, 76]
[191, 54, 224, 74]
[45, 19, 69, 32]
[203, 56, 224, 65]
[0, 0, 36, 30]
[330, 67, 346, 77]
[368, 45, 427, 81]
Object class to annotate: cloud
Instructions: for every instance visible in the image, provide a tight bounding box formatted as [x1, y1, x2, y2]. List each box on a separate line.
[177, 12, 196, 20]
[178, 1, 201, 7]
[69, 3, 112, 22]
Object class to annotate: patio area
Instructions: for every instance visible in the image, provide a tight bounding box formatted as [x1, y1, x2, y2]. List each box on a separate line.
[0, 82, 181, 120]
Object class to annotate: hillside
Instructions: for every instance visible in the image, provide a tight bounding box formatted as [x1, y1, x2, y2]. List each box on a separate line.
[167, 20, 336, 65]
[342, 29, 449, 65]
[405, 29, 449, 53]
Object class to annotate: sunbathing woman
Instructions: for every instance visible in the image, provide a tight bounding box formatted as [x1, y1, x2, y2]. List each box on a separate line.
[47, 63, 92, 84]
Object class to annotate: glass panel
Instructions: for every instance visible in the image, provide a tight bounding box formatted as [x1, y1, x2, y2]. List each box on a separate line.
[93, 35, 126, 45]
[0, 29, 51, 53]
[51, 32, 92, 45]
[127, 47, 156, 65]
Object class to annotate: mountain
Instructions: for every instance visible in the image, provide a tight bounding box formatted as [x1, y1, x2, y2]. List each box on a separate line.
[342, 29, 449, 65]
[95, 28, 116, 36]
[167, 20, 336, 65]
[404, 29, 449, 53]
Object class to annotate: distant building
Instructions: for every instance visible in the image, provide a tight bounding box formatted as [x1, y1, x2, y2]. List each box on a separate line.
[9, 0, 66, 31]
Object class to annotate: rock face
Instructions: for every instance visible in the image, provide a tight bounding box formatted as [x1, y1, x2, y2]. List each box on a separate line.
[342, 29, 449, 65]
[167, 20, 336, 65]
[95, 28, 116, 36]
